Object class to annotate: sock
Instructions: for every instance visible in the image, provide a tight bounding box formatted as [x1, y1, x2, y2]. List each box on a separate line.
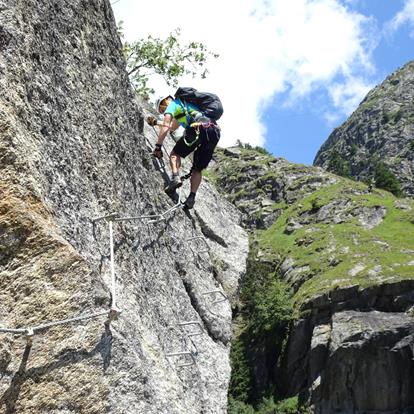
[189, 192, 196, 198]
[172, 172, 179, 178]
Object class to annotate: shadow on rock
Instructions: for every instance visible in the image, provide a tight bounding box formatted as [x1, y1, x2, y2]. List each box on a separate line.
[0, 324, 112, 413]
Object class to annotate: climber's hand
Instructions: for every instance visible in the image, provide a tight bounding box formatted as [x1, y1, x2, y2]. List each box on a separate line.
[152, 144, 163, 159]
[147, 116, 158, 126]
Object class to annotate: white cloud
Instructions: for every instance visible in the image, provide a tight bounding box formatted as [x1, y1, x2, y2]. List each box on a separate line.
[386, 0, 414, 37]
[325, 76, 373, 124]
[112, 0, 377, 148]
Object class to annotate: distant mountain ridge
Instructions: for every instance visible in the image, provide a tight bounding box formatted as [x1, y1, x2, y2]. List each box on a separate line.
[314, 60, 414, 197]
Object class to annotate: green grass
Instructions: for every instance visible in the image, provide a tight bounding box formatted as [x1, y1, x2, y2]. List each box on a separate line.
[256, 181, 414, 308]
[210, 148, 414, 310]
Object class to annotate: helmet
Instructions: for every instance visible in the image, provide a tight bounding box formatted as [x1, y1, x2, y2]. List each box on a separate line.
[155, 95, 173, 113]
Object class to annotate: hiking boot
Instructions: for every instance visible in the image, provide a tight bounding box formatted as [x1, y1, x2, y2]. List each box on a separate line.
[183, 193, 196, 210]
[164, 175, 182, 194]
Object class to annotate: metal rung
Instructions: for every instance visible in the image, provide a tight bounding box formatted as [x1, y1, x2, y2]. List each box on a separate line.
[103, 202, 183, 225]
[165, 350, 196, 368]
[178, 321, 203, 337]
[114, 214, 162, 222]
[202, 290, 228, 305]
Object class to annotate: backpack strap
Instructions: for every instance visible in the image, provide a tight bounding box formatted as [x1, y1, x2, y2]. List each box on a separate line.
[175, 99, 195, 125]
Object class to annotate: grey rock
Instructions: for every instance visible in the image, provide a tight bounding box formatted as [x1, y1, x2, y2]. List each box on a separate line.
[311, 311, 414, 414]
[356, 205, 386, 229]
[314, 60, 414, 197]
[0, 1, 248, 413]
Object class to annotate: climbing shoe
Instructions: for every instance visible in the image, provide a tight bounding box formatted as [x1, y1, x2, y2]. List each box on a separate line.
[164, 174, 182, 194]
[183, 193, 196, 210]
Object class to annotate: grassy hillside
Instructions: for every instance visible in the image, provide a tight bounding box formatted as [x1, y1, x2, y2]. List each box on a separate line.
[207, 145, 414, 413]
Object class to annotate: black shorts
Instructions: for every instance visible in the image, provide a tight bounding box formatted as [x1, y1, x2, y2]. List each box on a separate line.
[172, 125, 220, 171]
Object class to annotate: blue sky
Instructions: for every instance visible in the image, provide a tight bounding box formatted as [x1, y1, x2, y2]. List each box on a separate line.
[112, 0, 414, 165]
[267, 0, 414, 164]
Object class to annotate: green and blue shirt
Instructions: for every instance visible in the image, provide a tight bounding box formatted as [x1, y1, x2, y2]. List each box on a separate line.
[164, 99, 201, 128]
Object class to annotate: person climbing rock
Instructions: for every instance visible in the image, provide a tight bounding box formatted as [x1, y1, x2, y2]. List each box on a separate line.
[150, 88, 223, 210]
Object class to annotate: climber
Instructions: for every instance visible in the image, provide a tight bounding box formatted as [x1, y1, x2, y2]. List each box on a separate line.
[148, 89, 222, 210]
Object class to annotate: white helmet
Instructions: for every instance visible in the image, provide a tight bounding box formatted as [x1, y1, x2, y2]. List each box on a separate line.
[155, 95, 173, 113]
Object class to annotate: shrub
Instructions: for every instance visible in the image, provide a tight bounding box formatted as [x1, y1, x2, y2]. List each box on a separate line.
[228, 397, 256, 414]
[228, 252, 293, 406]
[374, 162, 402, 197]
[327, 149, 350, 177]
[258, 396, 299, 414]
[229, 335, 252, 402]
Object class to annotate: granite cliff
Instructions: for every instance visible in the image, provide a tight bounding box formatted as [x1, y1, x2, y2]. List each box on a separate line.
[0, 1, 248, 413]
[314, 61, 414, 198]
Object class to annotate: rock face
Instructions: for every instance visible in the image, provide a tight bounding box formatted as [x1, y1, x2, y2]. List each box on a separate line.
[209, 146, 414, 413]
[314, 61, 414, 197]
[208, 147, 337, 230]
[0, 1, 248, 413]
[310, 310, 414, 414]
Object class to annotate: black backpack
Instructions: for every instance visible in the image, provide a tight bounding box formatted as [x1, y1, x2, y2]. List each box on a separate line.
[174, 87, 223, 121]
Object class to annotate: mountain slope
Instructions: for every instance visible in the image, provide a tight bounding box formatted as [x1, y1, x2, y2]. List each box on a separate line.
[207, 146, 414, 413]
[314, 61, 414, 197]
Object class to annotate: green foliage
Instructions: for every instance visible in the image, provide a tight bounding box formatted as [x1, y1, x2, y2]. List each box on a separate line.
[248, 275, 292, 337]
[229, 334, 252, 402]
[374, 162, 402, 197]
[349, 143, 358, 156]
[235, 140, 272, 156]
[258, 396, 300, 414]
[254, 146, 272, 156]
[327, 149, 350, 177]
[121, 28, 218, 97]
[382, 109, 403, 125]
[228, 397, 256, 414]
[229, 252, 293, 407]
[228, 396, 304, 414]
[257, 181, 414, 306]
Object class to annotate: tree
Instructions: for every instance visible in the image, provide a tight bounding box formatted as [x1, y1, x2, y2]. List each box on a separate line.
[121, 27, 218, 97]
[327, 149, 351, 178]
[374, 162, 402, 197]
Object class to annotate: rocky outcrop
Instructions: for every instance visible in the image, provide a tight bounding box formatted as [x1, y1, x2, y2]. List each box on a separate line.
[0, 1, 248, 413]
[310, 310, 414, 414]
[210, 146, 414, 413]
[314, 60, 414, 197]
[208, 147, 337, 229]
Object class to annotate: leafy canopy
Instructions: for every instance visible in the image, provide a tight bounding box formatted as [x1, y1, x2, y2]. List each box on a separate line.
[121, 27, 218, 97]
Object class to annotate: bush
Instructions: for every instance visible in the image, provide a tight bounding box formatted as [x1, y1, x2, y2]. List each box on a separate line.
[327, 149, 350, 177]
[349, 143, 358, 156]
[229, 335, 252, 402]
[229, 253, 293, 407]
[228, 396, 302, 414]
[374, 162, 402, 197]
[248, 277, 292, 337]
[234, 140, 272, 156]
[228, 397, 256, 414]
[258, 396, 299, 414]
